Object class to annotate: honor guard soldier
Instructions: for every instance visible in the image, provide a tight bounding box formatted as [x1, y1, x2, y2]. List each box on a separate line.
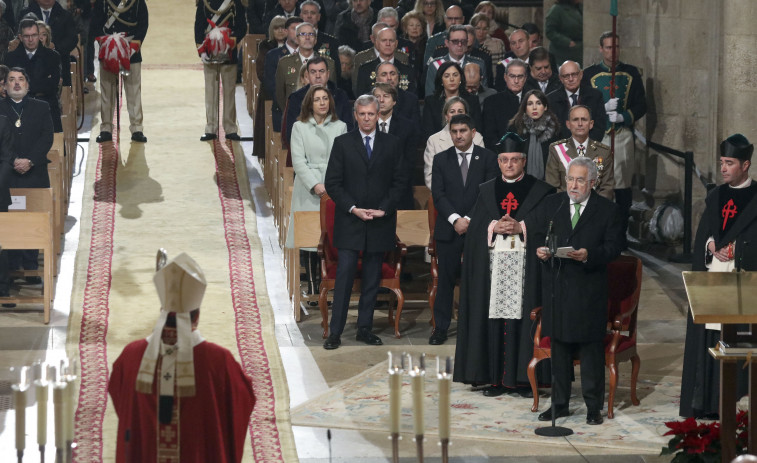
[545, 105, 615, 200]
[91, 0, 149, 143]
[195, 0, 245, 142]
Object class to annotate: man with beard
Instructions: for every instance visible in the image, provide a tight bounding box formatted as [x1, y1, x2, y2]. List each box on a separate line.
[453, 132, 554, 396]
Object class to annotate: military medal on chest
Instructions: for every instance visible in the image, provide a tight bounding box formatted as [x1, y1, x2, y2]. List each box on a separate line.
[594, 156, 604, 171]
[399, 74, 409, 91]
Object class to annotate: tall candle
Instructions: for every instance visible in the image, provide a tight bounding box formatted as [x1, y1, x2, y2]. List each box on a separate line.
[437, 357, 452, 440]
[410, 354, 425, 436]
[13, 382, 27, 453]
[53, 382, 68, 450]
[64, 373, 77, 442]
[35, 377, 49, 447]
[388, 352, 402, 434]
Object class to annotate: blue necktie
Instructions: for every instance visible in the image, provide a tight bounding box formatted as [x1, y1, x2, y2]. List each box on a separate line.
[43, 10, 50, 24]
[364, 135, 372, 159]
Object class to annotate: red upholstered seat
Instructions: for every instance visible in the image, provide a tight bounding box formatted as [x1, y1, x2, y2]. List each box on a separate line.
[526, 255, 643, 419]
[316, 195, 407, 338]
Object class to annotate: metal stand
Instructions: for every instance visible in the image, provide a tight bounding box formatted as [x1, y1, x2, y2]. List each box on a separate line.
[39, 446, 44, 463]
[390, 433, 399, 463]
[16, 450, 22, 463]
[440, 438, 449, 463]
[414, 435, 424, 463]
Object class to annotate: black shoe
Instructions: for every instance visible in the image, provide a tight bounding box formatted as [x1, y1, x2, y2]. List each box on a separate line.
[482, 385, 506, 397]
[428, 329, 448, 345]
[516, 386, 534, 398]
[200, 133, 217, 141]
[323, 334, 341, 350]
[356, 328, 383, 345]
[25, 276, 42, 285]
[538, 406, 570, 421]
[586, 410, 603, 425]
[131, 132, 147, 143]
[96, 131, 112, 143]
[0, 291, 15, 308]
[225, 132, 241, 141]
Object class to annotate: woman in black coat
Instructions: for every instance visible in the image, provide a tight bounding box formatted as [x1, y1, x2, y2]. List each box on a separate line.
[506, 89, 560, 181]
[422, 61, 481, 138]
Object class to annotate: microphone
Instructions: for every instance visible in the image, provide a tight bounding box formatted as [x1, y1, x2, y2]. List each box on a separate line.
[545, 196, 567, 254]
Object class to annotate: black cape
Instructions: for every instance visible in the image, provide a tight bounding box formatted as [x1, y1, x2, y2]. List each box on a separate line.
[453, 175, 554, 387]
[680, 182, 757, 417]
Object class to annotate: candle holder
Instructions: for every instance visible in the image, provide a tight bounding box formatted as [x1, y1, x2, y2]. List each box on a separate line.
[62, 357, 79, 463]
[12, 366, 30, 463]
[34, 363, 54, 463]
[407, 353, 426, 463]
[437, 356, 453, 463]
[387, 352, 405, 463]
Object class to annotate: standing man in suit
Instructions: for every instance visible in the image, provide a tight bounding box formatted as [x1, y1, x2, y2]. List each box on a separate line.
[545, 105, 614, 200]
[523, 47, 562, 95]
[1, 67, 53, 284]
[323, 94, 406, 349]
[482, 59, 525, 150]
[372, 82, 415, 209]
[334, 0, 376, 54]
[5, 18, 61, 132]
[195, 0, 245, 142]
[20, 0, 76, 86]
[429, 113, 498, 345]
[300, 0, 340, 77]
[264, 16, 302, 132]
[547, 60, 606, 141]
[354, 27, 415, 96]
[525, 156, 624, 425]
[91, 0, 148, 143]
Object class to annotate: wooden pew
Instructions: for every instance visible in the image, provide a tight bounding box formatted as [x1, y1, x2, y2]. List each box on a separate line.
[1, 188, 55, 323]
[46, 147, 64, 265]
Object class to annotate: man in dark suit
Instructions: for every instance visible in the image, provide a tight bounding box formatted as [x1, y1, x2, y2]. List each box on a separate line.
[547, 60, 606, 141]
[20, 0, 77, 86]
[5, 19, 61, 132]
[264, 16, 302, 132]
[374, 61, 420, 132]
[334, 0, 376, 54]
[429, 113, 498, 345]
[323, 94, 406, 349]
[1, 67, 54, 282]
[522, 156, 624, 425]
[523, 47, 562, 96]
[372, 82, 416, 209]
[262, 0, 299, 26]
[482, 59, 525, 150]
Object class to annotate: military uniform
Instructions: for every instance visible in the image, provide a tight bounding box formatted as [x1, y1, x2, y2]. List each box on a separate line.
[315, 30, 341, 78]
[353, 47, 408, 72]
[91, 0, 148, 136]
[545, 138, 615, 200]
[424, 54, 487, 97]
[274, 52, 336, 113]
[354, 57, 416, 97]
[195, 0, 246, 137]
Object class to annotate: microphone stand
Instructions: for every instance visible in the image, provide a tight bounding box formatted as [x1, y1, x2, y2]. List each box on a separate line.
[535, 232, 573, 437]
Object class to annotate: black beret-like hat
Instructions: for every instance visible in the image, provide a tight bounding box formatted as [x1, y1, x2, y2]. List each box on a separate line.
[495, 132, 526, 154]
[720, 134, 753, 161]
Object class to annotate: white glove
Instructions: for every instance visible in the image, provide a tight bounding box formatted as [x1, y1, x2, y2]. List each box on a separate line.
[200, 52, 211, 64]
[604, 97, 619, 112]
[608, 111, 624, 124]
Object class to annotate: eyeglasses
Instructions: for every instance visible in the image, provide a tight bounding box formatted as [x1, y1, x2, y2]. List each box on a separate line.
[565, 176, 588, 185]
[297, 32, 315, 37]
[448, 39, 466, 46]
[498, 157, 524, 164]
[560, 72, 580, 80]
[506, 74, 526, 80]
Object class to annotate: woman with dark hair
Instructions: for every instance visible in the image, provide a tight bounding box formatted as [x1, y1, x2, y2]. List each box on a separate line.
[414, 0, 444, 37]
[506, 89, 560, 181]
[422, 61, 482, 138]
[286, 85, 347, 298]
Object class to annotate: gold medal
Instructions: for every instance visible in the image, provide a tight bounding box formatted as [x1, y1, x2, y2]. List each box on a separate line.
[15, 119, 20, 127]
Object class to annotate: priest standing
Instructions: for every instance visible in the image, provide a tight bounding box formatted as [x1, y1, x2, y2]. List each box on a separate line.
[453, 133, 554, 396]
[109, 253, 255, 462]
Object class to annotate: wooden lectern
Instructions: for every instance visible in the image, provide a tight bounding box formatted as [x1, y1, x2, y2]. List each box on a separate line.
[683, 271, 757, 463]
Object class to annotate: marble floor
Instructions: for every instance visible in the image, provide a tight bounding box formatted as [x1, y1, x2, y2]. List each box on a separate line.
[0, 85, 690, 462]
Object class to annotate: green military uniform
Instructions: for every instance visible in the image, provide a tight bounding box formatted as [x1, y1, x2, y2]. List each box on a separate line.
[274, 53, 336, 115]
[545, 138, 615, 200]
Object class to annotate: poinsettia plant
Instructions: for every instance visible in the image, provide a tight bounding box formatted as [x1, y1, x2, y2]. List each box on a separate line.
[660, 411, 748, 462]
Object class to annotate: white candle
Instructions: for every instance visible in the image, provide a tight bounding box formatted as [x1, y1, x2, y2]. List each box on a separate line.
[64, 374, 77, 442]
[410, 354, 425, 436]
[388, 352, 402, 434]
[53, 382, 67, 450]
[437, 357, 452, 440]
[13, 383, 27, 453]
[35, 378, 49, 447]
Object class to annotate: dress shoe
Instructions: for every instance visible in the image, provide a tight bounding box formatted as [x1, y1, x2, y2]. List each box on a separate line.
[323, 334, 341, 350]
[25, 276, 42, 285]
[96, 131, 112, 143]
[355, 328, 383, 345]
[225, 132, 241, 141]
[200, 133, 217, 141]
[482, 385, 507, 397]
[86, 73, 97, 82]
[516, 387, 534, 398]
[0, 291, 15, 308]
[428, 329, 447, 345]
[538, 406, 570, 421]
[131, 132, 147, 143]
[586, 410, 603, 425]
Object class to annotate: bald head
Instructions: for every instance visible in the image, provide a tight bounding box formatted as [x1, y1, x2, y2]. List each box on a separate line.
[558, 60, 583, 92]
[444, 6, 464, 27]
[464, 62, 481, 93]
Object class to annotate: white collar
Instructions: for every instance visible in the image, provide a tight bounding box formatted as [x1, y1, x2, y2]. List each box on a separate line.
[729, 177, 753, 189]
[571, 196, 590, 208]
[379, 114, 392, 125]
[455, 145, 473, 156]
[360, 129, 376, 139]
[572, 137, 589, 151]
[503, 172, 525, 183]
[285, 42, 297, 54]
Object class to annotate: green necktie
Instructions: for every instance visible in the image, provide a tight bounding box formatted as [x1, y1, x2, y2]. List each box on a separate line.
[571, 203, 581, 228]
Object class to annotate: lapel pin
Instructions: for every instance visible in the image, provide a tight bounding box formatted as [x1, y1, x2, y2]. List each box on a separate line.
[475, 156, 479, 160]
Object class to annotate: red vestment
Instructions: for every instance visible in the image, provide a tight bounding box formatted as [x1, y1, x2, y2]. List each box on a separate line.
[109, 339, 255, 463]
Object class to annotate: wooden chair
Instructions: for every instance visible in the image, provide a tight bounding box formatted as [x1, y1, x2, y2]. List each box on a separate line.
[526, 255, 643, 419]
[317, 194, 407, 339]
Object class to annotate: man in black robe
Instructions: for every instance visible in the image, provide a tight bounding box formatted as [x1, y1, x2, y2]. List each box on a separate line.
[680, 134, 757, 418]
[453, 132, 554, 396]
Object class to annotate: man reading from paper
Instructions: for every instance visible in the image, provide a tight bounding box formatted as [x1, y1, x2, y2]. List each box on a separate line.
[454, 132, 554, 397]
[680, 134, 757, 419]
[109, 252, 255, 463]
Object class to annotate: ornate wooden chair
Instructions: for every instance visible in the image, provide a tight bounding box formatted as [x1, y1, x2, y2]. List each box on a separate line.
[526, 255, 642, 419]
[317, 195, 407, 339]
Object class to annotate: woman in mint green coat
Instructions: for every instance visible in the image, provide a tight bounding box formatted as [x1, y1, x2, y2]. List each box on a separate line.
[286, 85, 347, 249]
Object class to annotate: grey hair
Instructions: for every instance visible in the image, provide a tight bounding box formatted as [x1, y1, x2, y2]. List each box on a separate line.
[441, 95, 469, 126]
[505, 58, 527, 74]
[558, 60, 580, 75]
[567, 156, 598, 182]
[300, 0, 320, 11]
[338, 45, 356, 59]
[295, 22, 314, 34]
[377, 7, 399, 22]
[354, 94, 379, 112]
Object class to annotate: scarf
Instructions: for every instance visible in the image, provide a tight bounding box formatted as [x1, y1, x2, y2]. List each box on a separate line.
[351, 8, 373, 43]
[522, 114, 556, 180]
